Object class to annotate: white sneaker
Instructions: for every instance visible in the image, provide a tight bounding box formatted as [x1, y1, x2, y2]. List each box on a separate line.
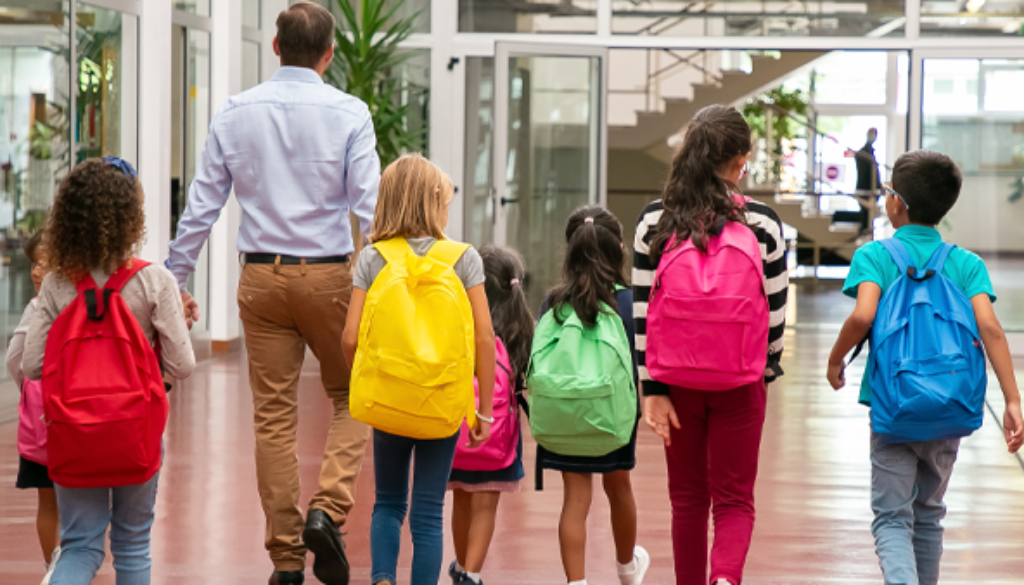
[618, 545, 650, 585]
[40, 546, 61, 585]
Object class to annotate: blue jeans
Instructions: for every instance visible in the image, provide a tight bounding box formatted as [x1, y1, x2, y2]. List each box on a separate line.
[870, 431, 959, 585]
[371, 430, 458, 585]
[52, 470, 161, 585]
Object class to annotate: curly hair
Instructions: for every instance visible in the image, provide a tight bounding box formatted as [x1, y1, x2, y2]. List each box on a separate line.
[46, 158, 145, 282]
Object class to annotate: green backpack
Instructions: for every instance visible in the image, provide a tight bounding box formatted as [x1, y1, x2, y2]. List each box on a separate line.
[527, 300, 637, 457]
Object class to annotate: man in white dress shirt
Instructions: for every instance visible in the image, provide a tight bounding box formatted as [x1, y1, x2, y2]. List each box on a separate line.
[165, 4, 378, 584]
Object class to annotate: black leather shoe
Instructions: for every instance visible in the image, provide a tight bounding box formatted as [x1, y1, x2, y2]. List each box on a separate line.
[303, 509, 349, 585]
[269, 571, 304, 585]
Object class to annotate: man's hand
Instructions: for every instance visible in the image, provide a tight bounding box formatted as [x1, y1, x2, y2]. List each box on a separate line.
[1004, 401, 1023, 454]
[181, 290, 200, 330]
[467, 419, 491, 448]
[644, 395, 680, 446]
[827, 360, 846, 391]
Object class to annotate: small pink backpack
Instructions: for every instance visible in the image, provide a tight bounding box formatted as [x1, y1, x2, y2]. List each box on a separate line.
[647, 198, 769, 390]
[453, 337, 519, 471]
[18, 379, 48, 465]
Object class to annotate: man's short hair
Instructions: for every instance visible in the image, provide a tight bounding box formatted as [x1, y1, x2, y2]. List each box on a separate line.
[276, 2, 335, 69]
[891, 150, 963, 226]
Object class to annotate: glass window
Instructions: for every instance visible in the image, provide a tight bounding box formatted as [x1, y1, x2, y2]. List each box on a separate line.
[459, 0, 597, 33]
[392, 49, 430, 158]
[922, 58, 1024, 330]
[0, 1, 70, 382]
[301, 0, 430, 33]
[921, 0, 1023, 37]
[75, 4, 139, 165]
[173, 0, 211, 17]
[243, 40, 261, 90]
[611, 0, 904, 37]
[244, 0, 261, 29]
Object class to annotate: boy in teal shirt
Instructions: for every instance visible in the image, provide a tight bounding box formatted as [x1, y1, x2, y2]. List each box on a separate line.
[827, 150, 1023, 585]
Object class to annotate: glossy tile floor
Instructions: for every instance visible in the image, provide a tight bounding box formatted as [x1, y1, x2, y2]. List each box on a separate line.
[2, 284, 1023, 584]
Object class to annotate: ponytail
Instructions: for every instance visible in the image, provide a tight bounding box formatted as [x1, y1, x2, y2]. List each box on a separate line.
[548, 206, 627, 328]
[480, 244, 535, 378]
[649, 105, 753, 265]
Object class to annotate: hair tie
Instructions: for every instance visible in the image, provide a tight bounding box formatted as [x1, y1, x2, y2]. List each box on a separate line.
[510, 278, 520, 287]
[103, 156, 138, 178]
[584, 217, 595, 224]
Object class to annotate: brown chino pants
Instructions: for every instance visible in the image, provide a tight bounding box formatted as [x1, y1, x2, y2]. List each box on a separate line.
[238, 260, 369, 572]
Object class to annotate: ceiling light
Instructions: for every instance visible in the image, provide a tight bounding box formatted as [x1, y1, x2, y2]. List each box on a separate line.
[965, 0, 986, 13]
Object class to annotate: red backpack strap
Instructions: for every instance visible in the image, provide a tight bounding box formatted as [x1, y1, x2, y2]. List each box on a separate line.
[103, 258, 151, 292]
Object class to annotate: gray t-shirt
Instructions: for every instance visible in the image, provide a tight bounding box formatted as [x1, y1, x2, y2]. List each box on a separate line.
[353, 237, 485, 291]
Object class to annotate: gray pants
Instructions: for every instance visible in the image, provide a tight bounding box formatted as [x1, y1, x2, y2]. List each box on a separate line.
[870, 431, 960, 585]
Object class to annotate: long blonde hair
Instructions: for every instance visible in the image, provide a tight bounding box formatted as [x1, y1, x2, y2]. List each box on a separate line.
[370, 154, 454, 242]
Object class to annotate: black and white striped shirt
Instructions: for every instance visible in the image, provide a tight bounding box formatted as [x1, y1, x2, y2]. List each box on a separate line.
[631, 198, 789, 396]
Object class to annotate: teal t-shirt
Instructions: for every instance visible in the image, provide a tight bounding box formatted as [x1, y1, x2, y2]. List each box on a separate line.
[842, 225, 996, 405]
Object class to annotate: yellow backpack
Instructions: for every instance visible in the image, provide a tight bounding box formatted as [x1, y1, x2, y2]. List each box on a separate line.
[350, 237, 477, 439]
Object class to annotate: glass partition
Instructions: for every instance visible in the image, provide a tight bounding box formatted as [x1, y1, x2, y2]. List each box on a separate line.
[463, 57, 495, 248]
[173, 0, 211, 17]
[611, 0, 906, 37]
[921, 0, 1023, 36]
[459, 0, 597, 33]
[0, 1, 70, 383]
[243, 40, 261, 90]
[922, 58, 1024, 330]
[75, 3, 138, 165]
[243, 0, 261, 29]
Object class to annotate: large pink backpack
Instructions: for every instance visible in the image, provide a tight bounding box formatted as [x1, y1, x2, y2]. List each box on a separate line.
[17, 379, 48, 465]
[453, 337, 519, 471]
[647, 200, 769, 390]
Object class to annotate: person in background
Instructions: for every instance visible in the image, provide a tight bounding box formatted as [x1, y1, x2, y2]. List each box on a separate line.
[164, 3, 379, 584]
[8, 230, 60, 585]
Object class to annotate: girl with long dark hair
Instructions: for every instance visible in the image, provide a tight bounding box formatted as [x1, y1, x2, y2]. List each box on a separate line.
[538, 206, 650, 585]
[633, 104, 789, 585]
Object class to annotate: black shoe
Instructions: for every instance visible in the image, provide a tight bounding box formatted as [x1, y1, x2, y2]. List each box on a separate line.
[448, 560, 466, 584]
[269, 571, 305, 585]
[302, 509, 350, 585]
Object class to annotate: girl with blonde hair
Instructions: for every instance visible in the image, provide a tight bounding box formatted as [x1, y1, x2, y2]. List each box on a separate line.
[342, 153, 495, 585]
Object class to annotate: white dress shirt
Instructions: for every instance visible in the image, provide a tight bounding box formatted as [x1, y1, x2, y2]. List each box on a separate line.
[166, 66, 380, 289]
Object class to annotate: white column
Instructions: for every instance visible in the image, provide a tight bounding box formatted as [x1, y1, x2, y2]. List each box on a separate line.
[207, 0, 244, 345]
[138, 0, 173, 263]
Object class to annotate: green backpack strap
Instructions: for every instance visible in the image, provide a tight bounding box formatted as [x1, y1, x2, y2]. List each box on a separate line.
[373, 238, 414, 265]
[427, 239, 472, 268]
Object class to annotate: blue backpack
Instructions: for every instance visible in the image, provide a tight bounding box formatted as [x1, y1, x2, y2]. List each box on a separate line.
[861, 239, 987, 443]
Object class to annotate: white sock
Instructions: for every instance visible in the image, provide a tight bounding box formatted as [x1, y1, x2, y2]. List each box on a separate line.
[568, 581, 588, 585]
[617, 558, 637, 575]
[466, 572, 482, 583]
[455, 562, 466, 573]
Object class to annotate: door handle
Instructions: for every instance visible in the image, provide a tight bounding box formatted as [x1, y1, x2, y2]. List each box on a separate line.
[500, 198, 519, 206]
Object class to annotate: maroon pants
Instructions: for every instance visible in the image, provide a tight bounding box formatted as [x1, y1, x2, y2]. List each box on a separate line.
[666, 381, 767, 585]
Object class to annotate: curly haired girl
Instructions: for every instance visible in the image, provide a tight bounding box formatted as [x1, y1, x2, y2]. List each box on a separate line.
[21, 157, 195, 585]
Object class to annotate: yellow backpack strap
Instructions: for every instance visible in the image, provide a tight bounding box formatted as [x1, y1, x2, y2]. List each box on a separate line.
[427, 239, 472, 268]
[373, 238, 414, 264]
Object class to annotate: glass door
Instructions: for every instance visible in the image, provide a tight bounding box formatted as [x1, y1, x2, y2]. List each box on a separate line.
[492, 43, 608, 311]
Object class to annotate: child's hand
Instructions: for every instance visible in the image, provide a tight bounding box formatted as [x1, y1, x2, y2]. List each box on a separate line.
[644, 395, 680, 446]
[468, 419, 491, 448]
[827, 361, 846, 391]
[1003, 401, 1023, 454]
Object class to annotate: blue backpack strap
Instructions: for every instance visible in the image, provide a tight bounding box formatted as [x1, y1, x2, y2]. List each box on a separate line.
[878, 238, 917, 276]
[923, 242, 955, 275]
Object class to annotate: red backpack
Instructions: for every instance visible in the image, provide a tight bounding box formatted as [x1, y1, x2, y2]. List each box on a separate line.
[43, 260, 168, 488]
